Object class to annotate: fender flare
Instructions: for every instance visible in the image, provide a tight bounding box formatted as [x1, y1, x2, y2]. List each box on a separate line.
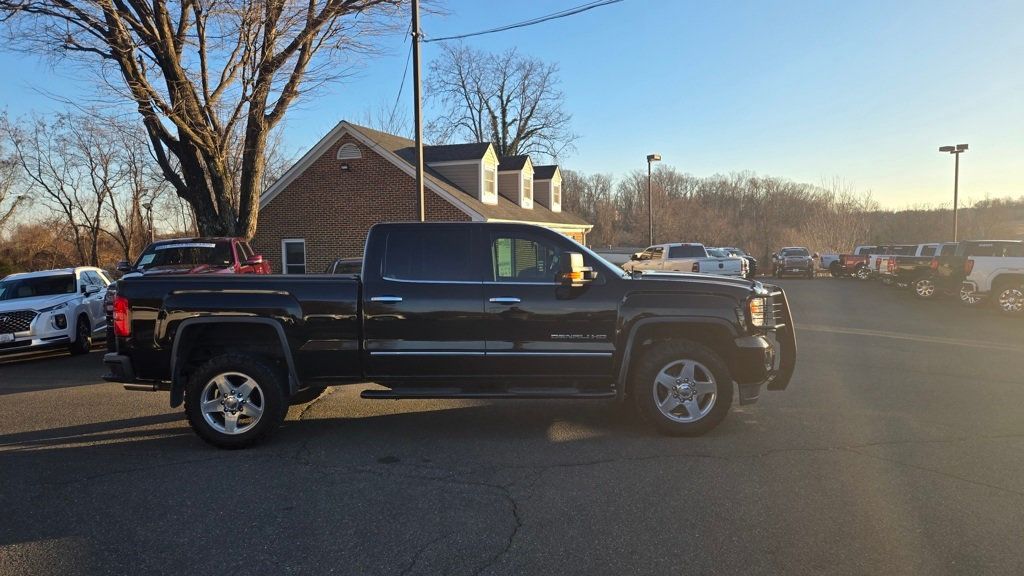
[615, 316, 739, 401]
[168, 317, 300, 408]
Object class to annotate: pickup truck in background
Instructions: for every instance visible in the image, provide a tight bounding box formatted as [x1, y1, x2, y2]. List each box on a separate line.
[891, 242, 957, 290]
[913, 240, 1023, 304]
[115, 237, 271, 277]
[961, 241, 1024, 314]
[864, 245, 918, 281]
[771, 247, 815, 278]
[104, 222, 796, 448]
[717, 247, 758, 279]
[623, 243, 748, 277]
[836, 245, 878, 278]
[875, 243, 942, 286]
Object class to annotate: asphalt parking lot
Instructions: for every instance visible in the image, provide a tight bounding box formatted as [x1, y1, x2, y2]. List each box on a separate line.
[1, 278, 1023, 575]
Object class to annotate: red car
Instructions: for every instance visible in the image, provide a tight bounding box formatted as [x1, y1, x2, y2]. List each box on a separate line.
[115, 237, 271, 277]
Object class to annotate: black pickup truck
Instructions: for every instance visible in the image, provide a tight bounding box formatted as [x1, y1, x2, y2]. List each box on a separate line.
[104, 222, 796, 448]
[913, 240, 1021, 303]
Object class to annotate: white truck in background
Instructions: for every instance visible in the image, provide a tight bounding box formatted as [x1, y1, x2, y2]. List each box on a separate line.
[623, 243, 748, 277]
[961, 241, 1024, 315]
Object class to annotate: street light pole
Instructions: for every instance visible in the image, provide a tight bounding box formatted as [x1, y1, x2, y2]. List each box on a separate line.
[646, 154, 661, 246]
[938, 144, 968, 241]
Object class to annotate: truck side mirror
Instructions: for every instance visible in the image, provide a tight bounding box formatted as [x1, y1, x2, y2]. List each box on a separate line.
[559, 252, 595, 287]
[116, 260, 132, 273]
[631, 252, 642, 261]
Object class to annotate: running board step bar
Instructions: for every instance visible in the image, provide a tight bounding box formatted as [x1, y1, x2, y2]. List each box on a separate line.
[360, 388, 616, 400]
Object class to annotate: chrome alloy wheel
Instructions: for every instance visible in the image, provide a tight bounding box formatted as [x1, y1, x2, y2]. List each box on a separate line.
[200, 372, 265, 435]
[652, 359, 717, 423]
[856, 267, 871, 280]
[998, 287, 1024, 314]
[915, 278, 935, 298]
[960, 286, 982, 306]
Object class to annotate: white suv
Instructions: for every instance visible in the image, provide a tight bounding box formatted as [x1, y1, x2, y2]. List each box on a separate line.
[0, 267, 111, 355]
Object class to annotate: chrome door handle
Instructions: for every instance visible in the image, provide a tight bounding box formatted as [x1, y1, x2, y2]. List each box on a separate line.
[489, 297, 521, 304]
[370, 295, 403, 303]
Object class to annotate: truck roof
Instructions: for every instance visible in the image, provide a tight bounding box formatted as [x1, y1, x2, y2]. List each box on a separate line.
[1, 266, 103, 281]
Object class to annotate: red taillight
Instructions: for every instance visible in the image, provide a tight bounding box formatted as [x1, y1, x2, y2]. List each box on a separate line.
[113, 295, 131, 337]
[929, 258, 939, 271]
[964, 259, 974, 275]
[691, 262, 700, 273]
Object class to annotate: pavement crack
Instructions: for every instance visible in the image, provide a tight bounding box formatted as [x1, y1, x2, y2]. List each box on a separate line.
[839, 446, 1024, 498]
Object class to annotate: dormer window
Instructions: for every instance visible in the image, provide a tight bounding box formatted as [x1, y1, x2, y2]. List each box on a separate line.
[552, 181, 561, 211]
[522, 173, 533, 208]
[483, 162, 497, 204]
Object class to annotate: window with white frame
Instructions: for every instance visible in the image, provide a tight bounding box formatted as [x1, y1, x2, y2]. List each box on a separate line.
[552, 182, 561, 207]
[282, 239, 306, 274]
[482, 162, 497, 203]
[522, 174, 533, 207]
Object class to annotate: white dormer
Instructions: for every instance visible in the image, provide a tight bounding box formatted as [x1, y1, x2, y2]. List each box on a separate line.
[480, 146, 499, 205]
[532, 165, 562, 212]
[498, 155, 534, 209]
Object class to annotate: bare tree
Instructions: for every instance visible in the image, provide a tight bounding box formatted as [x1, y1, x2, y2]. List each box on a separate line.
[426, 44, 577, 160]
[0, 143, 27, 232]
[0, 0, 405, 238]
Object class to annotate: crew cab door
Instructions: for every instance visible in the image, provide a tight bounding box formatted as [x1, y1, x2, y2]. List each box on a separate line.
[479, 226, 617, 385]
[362, 224, 487, 379]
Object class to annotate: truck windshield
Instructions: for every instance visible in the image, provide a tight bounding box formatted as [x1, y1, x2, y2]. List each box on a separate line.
[781, 248, 810, 257]
[707, 248, 729, 257]
[134, 242, 233, 270]
[0, 274, 76, 301]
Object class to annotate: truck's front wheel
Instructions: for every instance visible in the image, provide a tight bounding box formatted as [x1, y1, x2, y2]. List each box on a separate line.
[631, 341, 733, 436]
[184, 354, 287, 449]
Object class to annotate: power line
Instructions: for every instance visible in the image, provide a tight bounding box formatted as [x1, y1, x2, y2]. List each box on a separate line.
[422, 0, 625, 43]
[388, 35, 413, 128]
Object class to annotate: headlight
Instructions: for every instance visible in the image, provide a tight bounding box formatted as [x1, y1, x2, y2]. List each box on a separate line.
[748, 296, 767, 327]
[39, 302, 68, 313]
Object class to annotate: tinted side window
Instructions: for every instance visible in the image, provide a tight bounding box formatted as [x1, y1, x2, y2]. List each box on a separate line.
[668, 245, 704, 258]
[491, 232, 560, 283]
[920, 245, 936, 257]
[940, 244, 958, 256]
[650, 247, 664, 259]
[383, 227, 475, 282]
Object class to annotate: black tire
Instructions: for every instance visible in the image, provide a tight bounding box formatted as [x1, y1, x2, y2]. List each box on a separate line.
[289, 386, 328, 406]
[184, 353, 287, 449]
[68, 315, 91, 355]
[855, 266, 871, 281]
[829, 262, 841, 278]
[806, 268, 814, 279]
[630, 340, 733, 437]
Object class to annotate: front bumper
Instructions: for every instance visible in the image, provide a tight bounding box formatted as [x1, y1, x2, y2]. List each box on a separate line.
[731, 287, 797, 403]
[0, 309, 75, 354]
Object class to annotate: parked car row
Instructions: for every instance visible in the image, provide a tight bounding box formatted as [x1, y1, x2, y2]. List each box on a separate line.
[3, 236, 272, 357]
[838, 239, 1024, 315]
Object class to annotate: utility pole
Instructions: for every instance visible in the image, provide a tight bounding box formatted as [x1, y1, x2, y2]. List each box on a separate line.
[411, 0, 425, 222]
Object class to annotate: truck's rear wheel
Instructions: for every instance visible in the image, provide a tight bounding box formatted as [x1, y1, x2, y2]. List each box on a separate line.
[960, 285, 983, 307]
[829, 262, 841, 277]
[855, 266, 871, 280]
[184, 354, 287, 449]
[913, 277, 937, 299]
[631, 340, 733, 436]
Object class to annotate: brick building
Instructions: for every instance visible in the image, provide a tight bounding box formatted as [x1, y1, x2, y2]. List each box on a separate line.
[253, 121, 592, 274]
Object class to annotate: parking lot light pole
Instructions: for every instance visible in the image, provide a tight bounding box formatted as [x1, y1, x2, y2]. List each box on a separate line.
[646, 154, 661, 246]
[938, 144, 968, 241]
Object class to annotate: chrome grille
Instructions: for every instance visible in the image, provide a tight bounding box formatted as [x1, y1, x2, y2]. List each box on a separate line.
[0, 310, 37, 333]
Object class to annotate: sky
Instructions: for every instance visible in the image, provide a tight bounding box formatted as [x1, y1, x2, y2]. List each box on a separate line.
[0, 0, 1021, 209]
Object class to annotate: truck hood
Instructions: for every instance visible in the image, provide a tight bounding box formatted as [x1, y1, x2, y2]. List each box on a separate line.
[0, 293, 78, 312]
[630, 271, 764, 295]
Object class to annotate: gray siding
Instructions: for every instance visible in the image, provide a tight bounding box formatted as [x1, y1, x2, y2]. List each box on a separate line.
[498, 171, 520, 203]
[534, 180, 552, 208]
[431, 162, 479, 198]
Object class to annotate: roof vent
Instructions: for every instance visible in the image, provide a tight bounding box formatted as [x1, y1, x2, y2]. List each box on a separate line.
[336, 143, 361, 160]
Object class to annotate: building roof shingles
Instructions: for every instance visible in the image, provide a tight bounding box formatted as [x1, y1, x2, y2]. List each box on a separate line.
[348, 123, 588, 228]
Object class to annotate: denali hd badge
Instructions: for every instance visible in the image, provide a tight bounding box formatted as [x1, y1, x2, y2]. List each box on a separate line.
[550, 334, 608, 341]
